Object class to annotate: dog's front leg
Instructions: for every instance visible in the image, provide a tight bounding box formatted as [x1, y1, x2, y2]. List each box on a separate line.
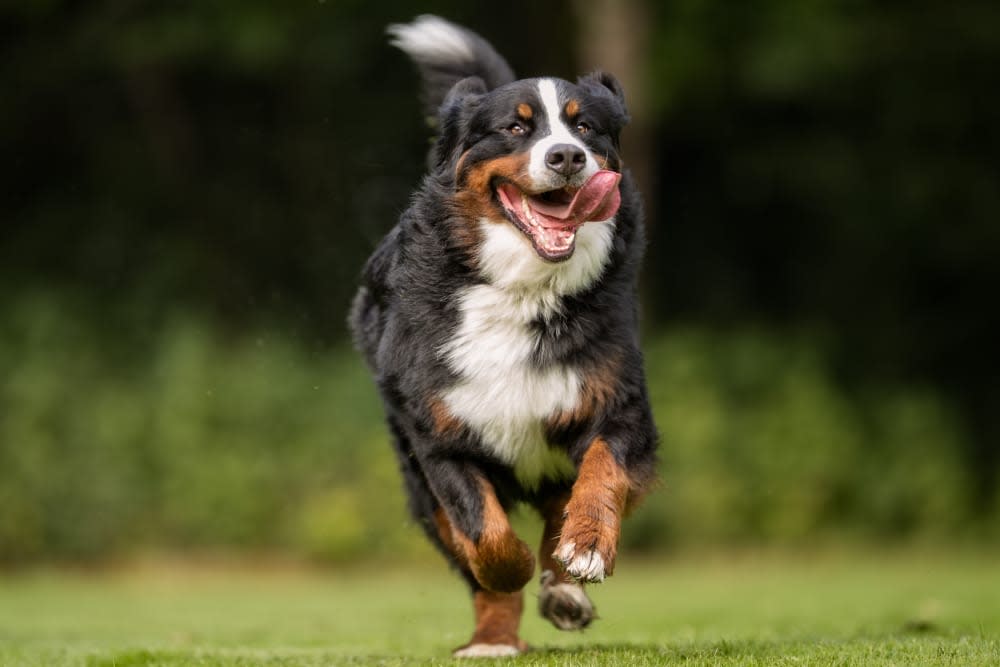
[424, 457, 535, 593]
[554, 438, 632, 583]
[423, 458, 533, 656]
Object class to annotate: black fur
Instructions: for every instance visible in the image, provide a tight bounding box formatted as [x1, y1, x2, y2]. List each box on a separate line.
[388, 15, 515, 122]
[351, 18, 657, 593]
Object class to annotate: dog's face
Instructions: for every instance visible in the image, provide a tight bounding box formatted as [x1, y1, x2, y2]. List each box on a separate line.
[437, 73, 629, 263]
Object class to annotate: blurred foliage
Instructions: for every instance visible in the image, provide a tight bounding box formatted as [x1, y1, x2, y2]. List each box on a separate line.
[0, 294, 989, 563]
[0, 291, 430, 562]
[634, 331, 975, 548]
[644, 0, 1000, 504]
[1, 1, 998, 561]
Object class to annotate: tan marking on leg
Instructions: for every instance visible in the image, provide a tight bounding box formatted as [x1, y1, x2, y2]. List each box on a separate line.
[437, 509, 528, 655]
[453, 589, 528, 656]
[433, 507, 471, 572]
[427, 397, 464, 438]
[555, 439, 630, 581]
[436, 479, 535, 593]
[471, 477, 536, 592]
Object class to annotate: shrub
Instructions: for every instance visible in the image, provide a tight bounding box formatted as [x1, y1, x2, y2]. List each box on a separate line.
[0, 293, 985, 563]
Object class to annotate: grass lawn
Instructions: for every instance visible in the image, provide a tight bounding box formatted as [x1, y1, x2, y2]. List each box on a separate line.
[1, 549, 997, 666]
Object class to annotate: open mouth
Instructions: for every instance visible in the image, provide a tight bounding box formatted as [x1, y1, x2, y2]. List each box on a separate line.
[496, 170, 622, 262]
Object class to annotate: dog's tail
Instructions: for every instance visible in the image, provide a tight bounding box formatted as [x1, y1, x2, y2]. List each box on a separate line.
[388, 15, 515, 124]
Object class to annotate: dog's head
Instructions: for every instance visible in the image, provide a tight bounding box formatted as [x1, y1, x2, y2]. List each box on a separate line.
[436, 74, 629, 263]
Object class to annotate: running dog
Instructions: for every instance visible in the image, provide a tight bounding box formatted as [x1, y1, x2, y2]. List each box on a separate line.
[350, 15, 658, 657]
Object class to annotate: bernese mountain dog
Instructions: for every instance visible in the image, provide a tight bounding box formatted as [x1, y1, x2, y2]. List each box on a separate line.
[350, 15, 658, 657]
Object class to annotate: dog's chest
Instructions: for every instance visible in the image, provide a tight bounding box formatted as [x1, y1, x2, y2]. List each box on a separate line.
[440, 284, 578, 486]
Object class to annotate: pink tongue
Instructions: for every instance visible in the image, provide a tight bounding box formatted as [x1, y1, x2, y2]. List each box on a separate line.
[529, 170, 622, 226]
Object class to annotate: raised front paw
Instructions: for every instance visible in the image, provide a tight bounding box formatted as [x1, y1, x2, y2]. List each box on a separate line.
[552, 439, 628, 583]
[554, 539, 610, 583]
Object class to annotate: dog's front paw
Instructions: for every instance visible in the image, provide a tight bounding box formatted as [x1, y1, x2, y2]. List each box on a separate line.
[453, 643, 523, 658]
[538, 570, 596, 630]
[554, 541, 608, 582]
[553, 502, 620, 583]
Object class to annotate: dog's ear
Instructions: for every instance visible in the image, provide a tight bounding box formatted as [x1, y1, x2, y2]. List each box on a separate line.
[432, 76, 488, 172]
[577, 70, 630, 125]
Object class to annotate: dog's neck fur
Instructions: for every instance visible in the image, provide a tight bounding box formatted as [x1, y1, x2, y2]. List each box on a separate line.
[437, 217, 615, 486]
[475, 217, 616, 307]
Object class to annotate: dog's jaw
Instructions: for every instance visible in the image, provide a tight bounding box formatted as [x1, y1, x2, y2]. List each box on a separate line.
[476, 216, 615, 295]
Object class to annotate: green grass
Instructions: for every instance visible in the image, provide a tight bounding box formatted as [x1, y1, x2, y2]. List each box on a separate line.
[1, 550, 997, 666]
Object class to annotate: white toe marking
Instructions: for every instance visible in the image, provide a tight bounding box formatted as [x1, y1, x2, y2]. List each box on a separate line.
[560, 546, 606, 582]
[453, 643, 522, 658]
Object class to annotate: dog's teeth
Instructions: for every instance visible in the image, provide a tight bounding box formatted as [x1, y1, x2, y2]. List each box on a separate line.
[520, 193, 539, 227]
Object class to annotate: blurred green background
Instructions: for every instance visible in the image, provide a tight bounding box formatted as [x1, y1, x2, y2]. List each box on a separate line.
[1, 0, 997, 565]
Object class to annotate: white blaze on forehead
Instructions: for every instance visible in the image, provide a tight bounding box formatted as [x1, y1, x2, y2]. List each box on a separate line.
[529, 79, 600, 186]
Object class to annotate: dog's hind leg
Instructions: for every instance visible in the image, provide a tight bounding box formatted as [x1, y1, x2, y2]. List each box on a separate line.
[535, 489, 596, 631]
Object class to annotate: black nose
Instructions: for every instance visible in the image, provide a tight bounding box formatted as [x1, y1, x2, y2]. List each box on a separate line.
[544, 143, 586, 177]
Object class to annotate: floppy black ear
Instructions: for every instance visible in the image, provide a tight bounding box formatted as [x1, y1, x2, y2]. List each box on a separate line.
[431, 76, 487, 171]
[577, 70, 629, 121]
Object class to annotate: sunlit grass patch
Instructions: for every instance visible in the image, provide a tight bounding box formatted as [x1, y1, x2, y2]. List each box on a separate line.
[1, 550, 997, 666]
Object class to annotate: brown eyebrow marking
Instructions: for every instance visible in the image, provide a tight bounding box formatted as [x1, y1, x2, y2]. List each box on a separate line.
[564, 99, 580, 117]
[516, 103, 533, 120]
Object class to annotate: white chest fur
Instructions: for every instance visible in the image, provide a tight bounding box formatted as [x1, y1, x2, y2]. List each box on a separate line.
[438, 218, 614, 487]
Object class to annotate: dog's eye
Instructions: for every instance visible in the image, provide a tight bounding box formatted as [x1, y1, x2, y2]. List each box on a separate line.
[508, 122, 527, 136]
[576, 121, 591, 135]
